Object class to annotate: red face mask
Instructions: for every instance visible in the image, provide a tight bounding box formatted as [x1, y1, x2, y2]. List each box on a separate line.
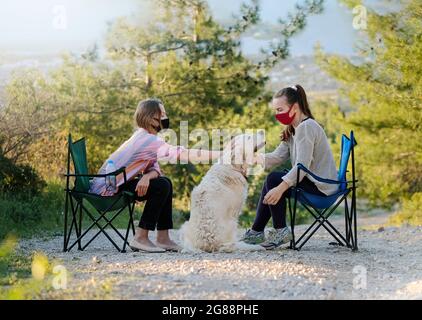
[275, 105, 296, 125]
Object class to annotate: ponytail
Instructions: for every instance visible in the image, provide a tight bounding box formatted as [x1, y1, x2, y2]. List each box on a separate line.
[274, 84, 314, 142]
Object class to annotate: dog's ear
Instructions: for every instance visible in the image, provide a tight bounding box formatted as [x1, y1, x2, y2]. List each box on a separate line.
[231, 136, 245, 166]
[244, 134, 258, 165]
[231, 135, 250, 177]
[220, 136, 235, 165]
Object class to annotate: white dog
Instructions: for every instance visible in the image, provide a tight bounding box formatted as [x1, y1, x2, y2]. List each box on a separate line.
[180, 132, 266, 253]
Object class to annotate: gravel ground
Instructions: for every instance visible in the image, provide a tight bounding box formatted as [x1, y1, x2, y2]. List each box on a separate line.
[18, 213, 422, 300]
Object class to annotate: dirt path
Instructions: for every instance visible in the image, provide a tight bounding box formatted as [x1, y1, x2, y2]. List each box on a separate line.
[18, 212, 422, 300]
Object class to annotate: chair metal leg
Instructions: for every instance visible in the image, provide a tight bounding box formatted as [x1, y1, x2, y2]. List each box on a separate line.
[306, 206, 349, 247]
[351, 138, 358, 251]
[352, 188, 358, 251]
[290, 191, 299, 250]
[67, 195, 124, 252]
[78, 200, 83, 250]
[79, 207, 125, 252]
[66, 197, 80, 251]
[345, 196, 355, 249]
[292, 193, 351, 250]
[295, 218, 319, 245]
[64, 199, 77, 252]
[63, 191, 69, 252]
[122, 203, 135, 253]
[298, 218, 346, 250]
[64, 144, 71, 252]
[131, 203, 136, 236]
[64, 196, 76, 252]
[89, 207, 127, 242]
[288, 198, 295, 250]
[345, 197, 350, 246]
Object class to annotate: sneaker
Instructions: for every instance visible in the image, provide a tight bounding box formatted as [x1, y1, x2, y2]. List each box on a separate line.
[241, 229, 265, 245]
[261, 227, 292, 250]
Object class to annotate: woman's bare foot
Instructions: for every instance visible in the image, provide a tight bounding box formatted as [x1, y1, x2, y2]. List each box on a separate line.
[132, 227, 163, 251]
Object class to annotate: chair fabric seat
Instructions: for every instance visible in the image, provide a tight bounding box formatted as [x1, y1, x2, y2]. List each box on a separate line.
[71, 190, 136, 212]
[295, 188, 349, 210]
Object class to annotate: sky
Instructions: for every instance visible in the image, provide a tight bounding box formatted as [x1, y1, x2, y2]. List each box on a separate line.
[0, 0, 362, 57]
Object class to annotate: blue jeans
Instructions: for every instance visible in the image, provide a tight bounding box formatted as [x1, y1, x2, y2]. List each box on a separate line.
[252, 170, 325, 231]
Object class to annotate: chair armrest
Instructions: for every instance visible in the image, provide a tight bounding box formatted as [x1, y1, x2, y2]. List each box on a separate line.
[296, 163, 348, 185]
[64, 173, 106, 178]
[107, 167, 127, 177]
[63, 167, 127, 179]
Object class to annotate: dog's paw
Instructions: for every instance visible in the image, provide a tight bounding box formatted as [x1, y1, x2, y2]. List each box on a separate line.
[218, 246, 234, 253]
[180, 247, 203, 254]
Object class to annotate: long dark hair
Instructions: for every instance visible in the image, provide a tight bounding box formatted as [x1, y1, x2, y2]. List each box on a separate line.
[274, 84, 314, 142]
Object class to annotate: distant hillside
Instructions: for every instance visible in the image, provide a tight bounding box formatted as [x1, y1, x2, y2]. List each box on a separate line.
[0, 52, 342, 103]
[266, 55, 339, 97]
[0, 53, 62, 101]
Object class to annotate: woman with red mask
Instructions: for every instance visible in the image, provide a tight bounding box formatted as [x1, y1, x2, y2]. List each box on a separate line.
[241, 85, 339, 250]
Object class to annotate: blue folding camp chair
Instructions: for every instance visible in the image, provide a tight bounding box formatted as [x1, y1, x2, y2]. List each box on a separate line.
[288, 131, 358, 251]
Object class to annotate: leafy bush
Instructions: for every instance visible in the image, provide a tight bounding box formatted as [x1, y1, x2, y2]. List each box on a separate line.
[0, 145, 63, 239]
[0, 180, 64, 240]
[0, 150, 45, 196]
[389, 193, 422, 227]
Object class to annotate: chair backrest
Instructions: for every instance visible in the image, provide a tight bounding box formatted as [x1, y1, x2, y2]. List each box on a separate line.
[68, 134, 90, 193]
[337, 131, 357, 191]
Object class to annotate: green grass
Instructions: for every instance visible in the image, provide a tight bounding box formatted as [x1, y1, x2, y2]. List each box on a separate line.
[389, 193, 422, 227]
[0, 180, 64, 240]
[0, 236, 48, 300]
[0, 241, 71, 300]
[0, 239, 32, 286]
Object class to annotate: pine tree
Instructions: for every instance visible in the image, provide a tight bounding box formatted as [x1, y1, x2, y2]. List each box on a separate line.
[316, 0, 422, 216]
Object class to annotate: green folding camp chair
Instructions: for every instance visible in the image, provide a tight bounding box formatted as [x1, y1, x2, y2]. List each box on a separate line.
[63, 134, 136, 253]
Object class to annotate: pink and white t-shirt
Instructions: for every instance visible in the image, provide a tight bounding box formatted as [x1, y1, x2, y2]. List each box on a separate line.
[89, 128, 185, 196]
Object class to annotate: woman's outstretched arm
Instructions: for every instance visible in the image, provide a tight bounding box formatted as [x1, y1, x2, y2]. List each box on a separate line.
[255, 141, 290, 170]
[178, 149, 222, 163]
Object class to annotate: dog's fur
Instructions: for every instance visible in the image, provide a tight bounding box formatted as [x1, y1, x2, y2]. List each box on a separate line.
[180, 133, 265, 253]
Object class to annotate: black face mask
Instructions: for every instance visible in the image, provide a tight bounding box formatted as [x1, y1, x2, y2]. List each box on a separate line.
[155, 118, 170, 133]
[161, 118, 170, 129]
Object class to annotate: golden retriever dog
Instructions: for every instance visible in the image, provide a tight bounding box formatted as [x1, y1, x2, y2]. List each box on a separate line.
[180, 132, 266, 253]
